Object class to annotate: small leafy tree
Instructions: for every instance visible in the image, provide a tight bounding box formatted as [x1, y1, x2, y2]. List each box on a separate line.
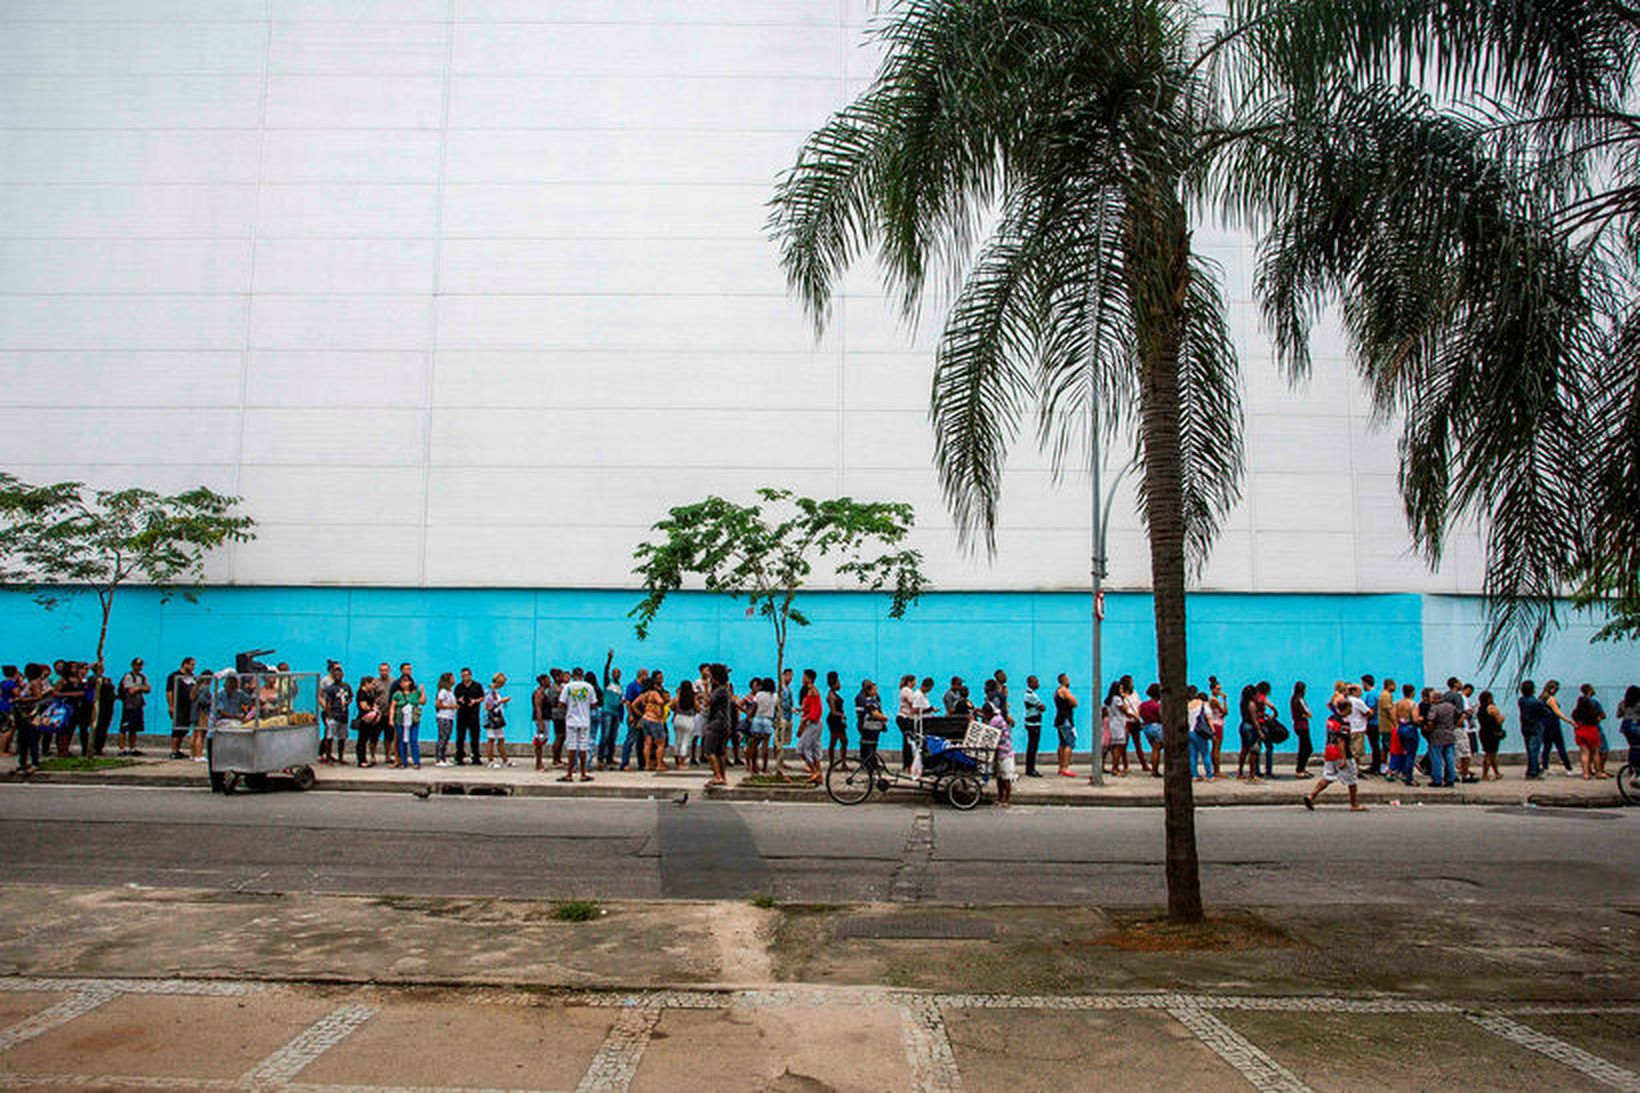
[0, 474, 257, 666]
[631, 489, 926, 765]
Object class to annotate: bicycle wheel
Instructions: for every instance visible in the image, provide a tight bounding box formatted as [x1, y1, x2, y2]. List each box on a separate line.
[1620, 765, 1640, 806]
[826, 757, 875, 805]
[945, 774, 983, 811]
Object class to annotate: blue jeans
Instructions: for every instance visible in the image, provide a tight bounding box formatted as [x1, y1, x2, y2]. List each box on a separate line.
[396, 721, 421, 766]
[1428, 742, 1455, 786]
[1541, 722, 1572, 772]
[1523, 731, 1542, 776]
[1189, 732, 1213, 778]
[621, 719, 645, 768]
[597, 710, 620, 765]
[1396, 724, 1420, 784]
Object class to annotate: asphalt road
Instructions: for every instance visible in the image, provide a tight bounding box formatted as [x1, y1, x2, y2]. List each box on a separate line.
[2, 784, 1635, 906]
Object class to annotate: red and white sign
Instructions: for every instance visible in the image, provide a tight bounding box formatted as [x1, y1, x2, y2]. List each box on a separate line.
[1094, 590, 1106, 621]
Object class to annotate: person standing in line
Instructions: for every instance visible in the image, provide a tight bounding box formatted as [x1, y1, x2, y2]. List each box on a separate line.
[1235, 683, 1264, 783]
[557, 667, 598, 783]
[531, 673, 553, 771]
[825, 670, 849, 771]
[942, 676, 963, 715]
[112, 659, 147, 754]
[1541, 679, 1578, 776]
[1343, 683, 1372, 773]
[371, 662, 394, 767]
[1118, 676, 1149, 774]
[390, 675, 424, 769]
[1425, 689, 1458, 787]
[1376, 678, 1397, 778]
[1457, 681, 1480, 783]
[13, 664, 48, 775]
[632, 674, 670, 774]
[621, 668, 648, 771]
[598, 656, 624, 771]
[855, 677, 887, 769]
[1476, 690, 1506, 780]
[1138, 683, 1165, 777]
[1187, 684, 1215, 781]
[1021, 675, 1045, 778]
[1360, 673, 1383, 776]
[0, 664, 17, 759]
[1616, 685, 1640, 771]
[1053, 672, 1077, 778]
[1101, 680, 1128, 777]
[1390, 683, 1420, 785]
[1291, 681, 1313, 777]
[672, 679, 699, 770]
[483, 672, 511, 768]
[434, 672, 456, 766]
[549, 668, 569, 768]
[1303, 709, 1367, 812]
[993, 668, 1013, 733]
[1207, 677, 1228, 778]
[319, 662, 352, 765]
[797, 668, 824, 786]
[701, 663, 732, 787]
[743, 677, 775, 774]
[1572, 684, 1608, 780]
[896, 674, 921, 772]
[453, 667, 484, 766]
[164, 657, 196, 761]
[353, 674, 384, 768]
[87, 664, 113, 757]
[1518, 680, 1548, 779]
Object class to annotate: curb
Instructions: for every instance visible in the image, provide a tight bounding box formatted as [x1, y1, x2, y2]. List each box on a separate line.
[1, 769, 1622, 810]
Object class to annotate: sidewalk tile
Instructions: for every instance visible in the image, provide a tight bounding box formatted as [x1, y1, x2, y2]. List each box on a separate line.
[632, 1004, 908, 1093]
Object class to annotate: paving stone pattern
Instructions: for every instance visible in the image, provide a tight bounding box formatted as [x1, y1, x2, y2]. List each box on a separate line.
[2, 977, 1638, 1091]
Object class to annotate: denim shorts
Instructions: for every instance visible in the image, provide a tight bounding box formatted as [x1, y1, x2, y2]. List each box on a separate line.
[750, 716, 774, 737]
[1055, 722, 1075, 749]
[1142, 723, 1163, 746]
[642, 719, 666, 741]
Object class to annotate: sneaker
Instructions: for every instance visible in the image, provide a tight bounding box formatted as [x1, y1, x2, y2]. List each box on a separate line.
[192, 755, 207, 763]
[130, 749, 145, 756]
[169, 751, 186, 760]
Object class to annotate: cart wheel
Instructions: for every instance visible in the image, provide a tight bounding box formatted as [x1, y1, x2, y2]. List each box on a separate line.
[221, 772, 240, 795]
[945, 775, 982, 811]
[826, 758, 874, 805]
[292, 765, 316, 791]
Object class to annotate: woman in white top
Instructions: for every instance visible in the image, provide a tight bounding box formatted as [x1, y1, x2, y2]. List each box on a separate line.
[434, 672, 456, 767]
[896, 674, 923, 772]
[1103, 681, 1128, 776]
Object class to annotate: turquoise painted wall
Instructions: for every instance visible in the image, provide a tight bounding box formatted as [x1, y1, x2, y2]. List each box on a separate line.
[0, 587, 1624, 750]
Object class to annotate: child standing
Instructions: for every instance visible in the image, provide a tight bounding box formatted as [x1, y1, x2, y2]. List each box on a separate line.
[484, 673, 511, 768]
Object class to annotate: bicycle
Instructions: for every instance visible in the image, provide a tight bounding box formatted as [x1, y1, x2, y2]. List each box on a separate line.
[1619, 763, 1640, 805]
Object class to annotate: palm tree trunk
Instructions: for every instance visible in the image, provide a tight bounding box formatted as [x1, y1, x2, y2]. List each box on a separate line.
[1127, 185, 1204, 924]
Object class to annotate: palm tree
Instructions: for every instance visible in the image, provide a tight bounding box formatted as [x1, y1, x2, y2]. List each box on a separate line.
[770, 0, 1247, 923]
[1220, 0, 1639, 671]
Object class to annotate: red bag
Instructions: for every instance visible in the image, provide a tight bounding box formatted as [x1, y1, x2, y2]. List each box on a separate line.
[1323, 742, 1342, 763]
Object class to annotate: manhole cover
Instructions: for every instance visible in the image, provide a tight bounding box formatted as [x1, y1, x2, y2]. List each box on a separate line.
[834, 915, 997, 940]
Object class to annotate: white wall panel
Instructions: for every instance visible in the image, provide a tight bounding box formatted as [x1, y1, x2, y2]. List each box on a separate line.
[273, 0, 448, 20]
[0, 76, 264, 128]
[257, 184, 439, 237]
[436, 294, 828, 352]
[0, 23, 267, 75]
[426, 466, 838, 526]
[452, 25, 842, 78]
[1, 0, 262, 17]
[250, 295, 434, 351]
[448, 75, 844, 130]
[260, 131, 443, 183]
[456, 0, 843, 23]
[0, 131, 260, 184]
[254, 239, 437, 294]
[438, 238, 788, 296]
[0, 409, 241, 464]
[0, 239, 251, 293]
[1252, 531, 1357, 591]
[238, 465, 425, 524]
[234, 523, 423, 584]
[0, 352, 242, 407]
[0, 297, 247, 350]
[432, 350, 837, 409]
[240, 407, 425, 465]
[245, 351, 429, 406]
[269, 21, 450, 75]
[441, 183, 766, 238]
[0, 185, 256, 238]
[442, 130, 805, 184]
[265, 75, 446, 129]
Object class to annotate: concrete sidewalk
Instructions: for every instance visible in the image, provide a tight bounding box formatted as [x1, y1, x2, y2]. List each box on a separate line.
[1, 748, 1624, 808]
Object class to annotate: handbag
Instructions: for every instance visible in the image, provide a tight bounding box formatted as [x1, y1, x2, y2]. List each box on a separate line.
[1263, 718, 1289, 745]
[1323, 742, 1343, 763]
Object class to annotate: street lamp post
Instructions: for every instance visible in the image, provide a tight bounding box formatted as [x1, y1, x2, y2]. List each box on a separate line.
[1088, 417, 1129, 788]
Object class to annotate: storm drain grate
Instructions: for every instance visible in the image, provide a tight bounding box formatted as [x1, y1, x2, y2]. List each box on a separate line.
[834, 915, 997, 941]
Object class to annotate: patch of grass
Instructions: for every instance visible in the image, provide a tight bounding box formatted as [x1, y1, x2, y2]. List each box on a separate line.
[1093, 910, 1298, 952]
[551, 900, 601, 923]
[36, 755, 137, 772]
[750, 891, 779, 910]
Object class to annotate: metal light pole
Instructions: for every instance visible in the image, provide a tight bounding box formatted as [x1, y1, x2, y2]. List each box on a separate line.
[1088, 414, 1129, 788]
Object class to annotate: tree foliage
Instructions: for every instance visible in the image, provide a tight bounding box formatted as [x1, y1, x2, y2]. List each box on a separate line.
[0, 474, 257, 662]
[630, 488, 925, 646]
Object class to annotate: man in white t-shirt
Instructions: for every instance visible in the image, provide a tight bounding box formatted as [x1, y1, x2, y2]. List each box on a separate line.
[1345, 684, 1372, 765]
[558, 667, 598, 783]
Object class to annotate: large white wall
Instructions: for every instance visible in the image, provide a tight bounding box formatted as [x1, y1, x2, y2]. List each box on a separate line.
[0, 0, 1486, 594]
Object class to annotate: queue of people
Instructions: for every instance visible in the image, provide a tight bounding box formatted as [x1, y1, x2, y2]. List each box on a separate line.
[6, 653, 1638, 802]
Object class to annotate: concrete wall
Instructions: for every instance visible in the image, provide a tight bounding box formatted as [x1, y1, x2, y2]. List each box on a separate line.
[0, 0, 1490, 595]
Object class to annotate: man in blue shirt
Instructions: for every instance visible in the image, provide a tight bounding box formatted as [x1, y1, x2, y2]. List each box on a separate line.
[0, 664, 17, 757]
[1518, 680, 1550, 779]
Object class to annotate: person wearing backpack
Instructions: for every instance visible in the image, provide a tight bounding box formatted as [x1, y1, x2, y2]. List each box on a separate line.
[1187, 685, 1215, 781]
[14, 663, 51, 774]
